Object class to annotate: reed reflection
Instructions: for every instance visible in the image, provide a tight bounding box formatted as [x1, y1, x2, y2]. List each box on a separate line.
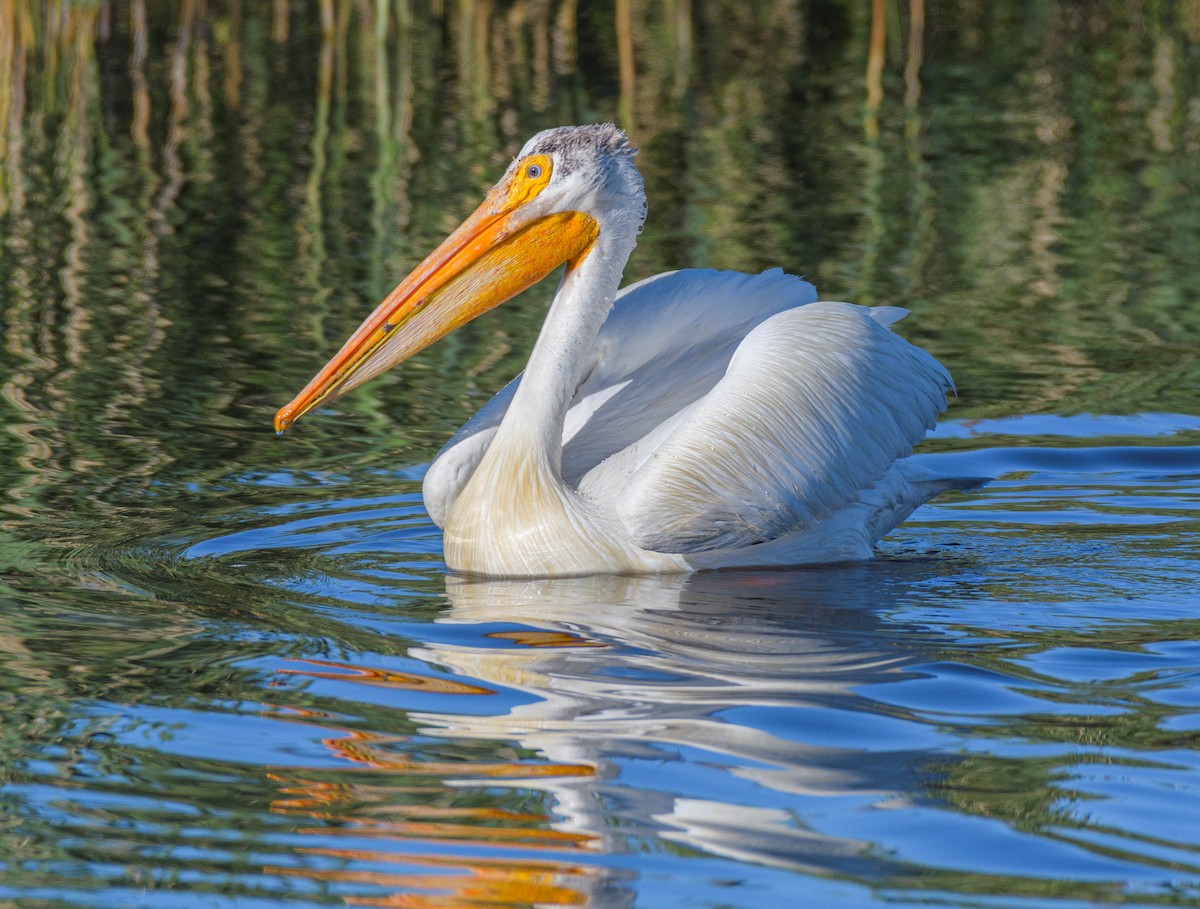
[1, 3, 1199, 905]
[2, 0, 1200, 551]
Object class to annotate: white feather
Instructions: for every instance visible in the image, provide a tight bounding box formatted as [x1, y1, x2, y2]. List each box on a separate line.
[424, 268, 819, 524]
[403, 126, 972, 575]
[425, 268, 958, 573]
[614, 301, 952, 553]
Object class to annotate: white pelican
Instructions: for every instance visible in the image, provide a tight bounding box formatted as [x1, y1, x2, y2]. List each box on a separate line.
[276, 124, 968, 577]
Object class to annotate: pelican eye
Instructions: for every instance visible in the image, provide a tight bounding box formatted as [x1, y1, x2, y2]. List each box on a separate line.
[526, 163, 543, 179]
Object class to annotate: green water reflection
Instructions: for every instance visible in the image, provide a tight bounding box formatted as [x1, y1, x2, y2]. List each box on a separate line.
[2, 1, 1200, 907]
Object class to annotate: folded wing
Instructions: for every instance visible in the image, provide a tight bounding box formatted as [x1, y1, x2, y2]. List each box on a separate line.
[610, 301, 953, 553]
[425, 268, 819, 525]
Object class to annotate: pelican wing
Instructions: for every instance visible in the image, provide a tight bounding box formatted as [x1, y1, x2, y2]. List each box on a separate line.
[611, 301, 954, 554]
[424, 268, 818, 526]
[562, 268, 818, 483]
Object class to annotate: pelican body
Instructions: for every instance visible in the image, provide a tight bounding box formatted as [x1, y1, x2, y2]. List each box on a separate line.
[277, 125, 964, 577]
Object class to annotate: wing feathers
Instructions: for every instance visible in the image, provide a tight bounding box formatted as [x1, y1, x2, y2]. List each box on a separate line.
[616, 302, 952, 554]
[424, 270, 955, 557]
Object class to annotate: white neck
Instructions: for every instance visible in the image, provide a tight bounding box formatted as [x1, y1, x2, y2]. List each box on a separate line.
[496, 223, 635, 474]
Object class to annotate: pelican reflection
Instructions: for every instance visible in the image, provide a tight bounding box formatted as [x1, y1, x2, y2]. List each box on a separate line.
[410, 566, 940, 878]
[270, 565, 947, 904]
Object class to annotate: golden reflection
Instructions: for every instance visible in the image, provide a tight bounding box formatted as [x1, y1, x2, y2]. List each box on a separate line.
[271, 848, 600, 908]
[1023, 9, 1070, 305]
[130, 0, 151, 153]
[671, 0, 693, 99]
[552, 0, 577, 77]
[457, 0, 493, 130]
[1148, 33, 1176, 152]
[221, 0, 242, 110]
[904, 0, 925, 113]
[2, 3, 82, 519]
[367, 0, 416, 303]
[57, 1, 97, 370]
[530, 0, 553, 114]
[191, 0, 215, 158]
[279, 656, 495, 694]
[153, 0, 194, 237]
[263, 570, 926, 905]
[298, 814, 593, 847]
[272, 0, 289, 44]
[0, 0, 19, 218]
[318, 727, 593, 780]
[485, 629, 606, 648]
[300, 0, 334, 300]
[393, 0, 416, 156]
[615, 0, 635, 139]
[864, 0, 886, 140]
[266, 674, 602, 907]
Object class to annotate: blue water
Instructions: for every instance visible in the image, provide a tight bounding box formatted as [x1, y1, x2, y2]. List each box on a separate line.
[5, 414, 1195, 907]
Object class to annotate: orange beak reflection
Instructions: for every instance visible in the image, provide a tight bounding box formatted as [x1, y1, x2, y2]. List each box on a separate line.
[275, 187, 599, 433]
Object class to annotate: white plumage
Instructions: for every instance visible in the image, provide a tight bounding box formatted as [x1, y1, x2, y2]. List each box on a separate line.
[277, 125, 970, 577]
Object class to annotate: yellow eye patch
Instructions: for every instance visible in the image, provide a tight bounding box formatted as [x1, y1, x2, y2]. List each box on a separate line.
[507, 154, 553, 205]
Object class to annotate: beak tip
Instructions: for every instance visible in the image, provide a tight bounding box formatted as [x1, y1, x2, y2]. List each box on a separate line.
[274, 408, 293, 435]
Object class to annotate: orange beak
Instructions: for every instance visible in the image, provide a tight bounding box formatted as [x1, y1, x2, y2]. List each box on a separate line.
[274, 181, 599, 433]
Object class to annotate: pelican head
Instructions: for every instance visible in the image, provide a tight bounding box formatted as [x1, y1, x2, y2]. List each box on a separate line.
[275, 123, 645, 433]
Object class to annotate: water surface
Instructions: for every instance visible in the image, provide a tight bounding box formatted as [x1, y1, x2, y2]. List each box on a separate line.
[1, 2, 1199, 907]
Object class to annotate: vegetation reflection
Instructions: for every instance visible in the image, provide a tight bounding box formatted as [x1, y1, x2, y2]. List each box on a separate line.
[1, 1, 1199, 906]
